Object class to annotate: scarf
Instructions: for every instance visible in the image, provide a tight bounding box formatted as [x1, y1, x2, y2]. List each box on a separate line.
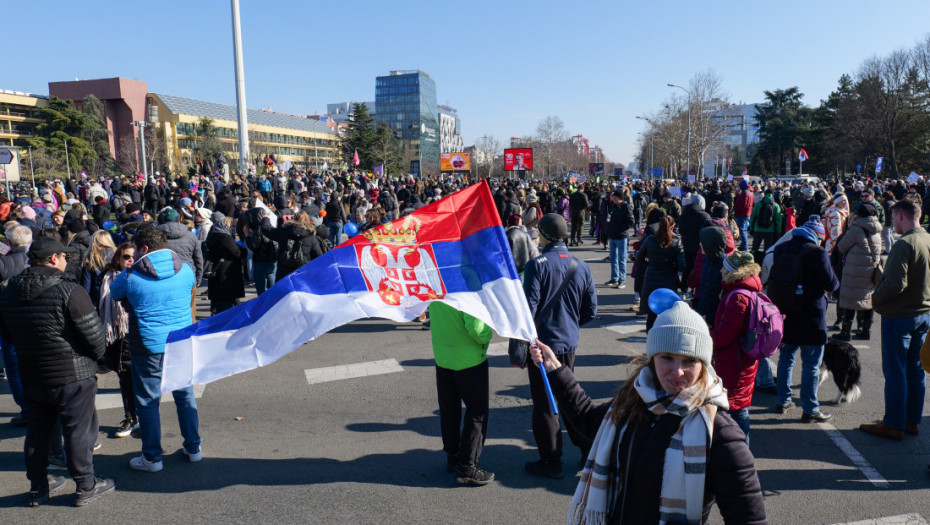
[100, 270, 129, 345]
[567, 367, 728, 525]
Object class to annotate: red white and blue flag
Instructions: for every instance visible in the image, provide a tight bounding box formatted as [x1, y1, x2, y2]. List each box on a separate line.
[159, 181, 536, 394]
[798, 148, 809, 162]
[742, 166, 748, 176]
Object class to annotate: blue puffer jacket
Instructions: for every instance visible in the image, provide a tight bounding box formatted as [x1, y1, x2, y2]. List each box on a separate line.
[110, 249, 195, 354]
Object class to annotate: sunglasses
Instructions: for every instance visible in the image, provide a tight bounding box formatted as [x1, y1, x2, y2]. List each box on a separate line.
[121, 255, 134, 261]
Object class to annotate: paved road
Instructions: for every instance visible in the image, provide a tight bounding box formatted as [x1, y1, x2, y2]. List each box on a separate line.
[1, 237, 930, 524]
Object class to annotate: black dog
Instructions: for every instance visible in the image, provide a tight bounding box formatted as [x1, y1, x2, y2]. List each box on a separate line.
[819, 340, 862, 404]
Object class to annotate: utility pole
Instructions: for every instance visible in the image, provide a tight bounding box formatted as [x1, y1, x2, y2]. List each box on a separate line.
[231, 0, 250, 174]
[63, 137, 72, 178]
[133, 121, 149, 185]
[28, 145, 35, 190]
[668, 83, 692, 181]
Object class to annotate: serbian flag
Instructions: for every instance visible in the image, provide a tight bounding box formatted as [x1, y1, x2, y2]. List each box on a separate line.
[742, 166, 748, 176]
[353, 149, 360, 167]
[798, 148, 809, 162]
[159, 181, 536, 394]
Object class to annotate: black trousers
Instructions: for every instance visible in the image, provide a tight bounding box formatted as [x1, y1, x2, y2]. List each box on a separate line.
[751, 231, 775, 261]
[841, 307, 874, 330]
[528, 352, 589, 460]
[570, 213, 585, 244]
[436, 361, 489, 468]
[23, 377, 98, 491]
[104, 337, 135, 420]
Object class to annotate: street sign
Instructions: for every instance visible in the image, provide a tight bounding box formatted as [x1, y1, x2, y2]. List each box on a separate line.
[0, 148, 12, 164]
[651, 168, 663, 178]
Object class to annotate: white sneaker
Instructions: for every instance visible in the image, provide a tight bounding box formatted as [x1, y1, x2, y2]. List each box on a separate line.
[183, 448, 202, 463]
[129, 455, 163, 472]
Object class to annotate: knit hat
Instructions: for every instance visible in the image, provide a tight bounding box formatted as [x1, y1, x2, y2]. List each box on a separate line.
[855, 202, 877, 217]
[507, 213, 522, 227]
[195, 207, 212, 220]
[21, 206, 36, 220]
[180, 197, 192, 206]
[158, 208, 180, 224]
[739, 180, 750, 190]
[525, 193, 538, 204]
[646, 302, 713, 368]
[211, 211, 226, 223]
[691, 194, 705, 211]
[538, 213, 568, 242]
[802, 186, 815, 198]
[723, 251, 754, 273]
[804, 215, 826, 238]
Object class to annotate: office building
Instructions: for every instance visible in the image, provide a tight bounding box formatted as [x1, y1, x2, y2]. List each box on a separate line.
[375, 70, 439, 175]
[0, 89, 48, 147]
[438, 104, 463, 154]
[326, 101, 376, 125]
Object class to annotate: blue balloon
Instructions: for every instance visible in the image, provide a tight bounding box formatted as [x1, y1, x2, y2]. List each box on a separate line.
[648, 288, 681, 315]
[103, 221, 115, 230]
[343, 222, 358, 237]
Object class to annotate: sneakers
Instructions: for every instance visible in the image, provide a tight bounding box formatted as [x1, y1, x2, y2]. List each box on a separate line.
[0, 366, 6, 380]
[775, 401, 795, 414]
[525, 458, 564, 479]
[74, 477, 115, 507]
[854, 330, 871, 340]
[859, 422, 904, 441]
[605, 280, 619, 287]
[27, 475, 67, 507]
[618, 282, 627, 289]
[48, 452, 68, 471]
[801, 411, 832, 423]
[93, 442, 102, 452]
[455, 465, 495, 486]
[129, 454, 164, 472]
[182, 447, 203, 463]
[115, 418, 139, 438]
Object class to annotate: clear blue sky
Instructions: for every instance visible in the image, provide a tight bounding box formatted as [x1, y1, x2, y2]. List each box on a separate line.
[8, 0, 930, 166]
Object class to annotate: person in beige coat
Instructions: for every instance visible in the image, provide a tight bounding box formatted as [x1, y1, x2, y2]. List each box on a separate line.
[835, 202, 883, 340]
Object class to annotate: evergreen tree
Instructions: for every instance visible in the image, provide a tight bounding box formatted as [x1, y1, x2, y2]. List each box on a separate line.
[26, 96, 97, 176]
[344, 102, 377, 170]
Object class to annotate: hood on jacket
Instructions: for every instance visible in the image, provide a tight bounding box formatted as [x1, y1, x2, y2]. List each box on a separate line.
[723, 262, 762, 286]
[157, 221, 191, 240]
[699, 226, 728, 261]
[132, 249, 184, 281]
[6, 266, 63, 301]
[852, 215, 881, 235]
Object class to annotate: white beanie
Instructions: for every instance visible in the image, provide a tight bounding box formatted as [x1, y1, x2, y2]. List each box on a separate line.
[646, 302, 713, 367]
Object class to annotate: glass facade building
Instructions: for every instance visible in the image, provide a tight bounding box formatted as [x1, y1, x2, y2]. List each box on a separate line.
[375, 70, 439, 176]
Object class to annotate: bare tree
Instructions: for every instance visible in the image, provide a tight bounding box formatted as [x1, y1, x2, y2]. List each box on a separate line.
[474, 134, 501, 179]
[687, 70, 731, 178]
[29, 144, 66, 180]
[117, 134, 139, 175]
[535, 116, 569, 179]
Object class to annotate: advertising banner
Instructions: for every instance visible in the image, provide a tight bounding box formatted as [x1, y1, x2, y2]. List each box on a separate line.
[440, 152, 470, 171]
[504, 148, 533, 171]
[589, 163, 605, 175]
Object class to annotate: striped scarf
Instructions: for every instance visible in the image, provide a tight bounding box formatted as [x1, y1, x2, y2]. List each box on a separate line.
[567, 367, 728, 525]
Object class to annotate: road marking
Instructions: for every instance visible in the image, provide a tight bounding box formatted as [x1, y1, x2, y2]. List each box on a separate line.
[854, 344, 870, 350]
[830, 514, 927, 525]
[304, 359, 403, 385]
[96, 384, 205, 411]
[818, 422, 890, 489]
[602, 318, 646, 335]
[487, 342, 509, 357]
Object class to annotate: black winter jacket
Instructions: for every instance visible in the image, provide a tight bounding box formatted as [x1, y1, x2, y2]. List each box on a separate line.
[0, 246, 29, 282]
[679, 204, 714, 254]
[0, 266, 106, 388]
[606, 201, 635, 239]
[158, 221, 205, 283]
[266, 223, 324, 280]
[205, 230, 245, 301]
[635, 234, 685, 297]
[549, 366, 767, 525]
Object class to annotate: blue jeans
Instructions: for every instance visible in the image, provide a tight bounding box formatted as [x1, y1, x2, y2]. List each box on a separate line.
[777, 344, 824, 414]
[755, 356, 776, 388]
[880, 314, 930, 429]
[1, 340, 24, 411]
[609, 238, 628, 283]
[252, 261, 276, 295]
[735, 217, 750, 251]
[729, 407, 750, 446]
[131, 353, 201, 462]
[329, 221, 343, 246]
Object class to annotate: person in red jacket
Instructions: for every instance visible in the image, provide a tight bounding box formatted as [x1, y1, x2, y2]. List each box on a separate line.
[734, 180, 754, 251]
[709, 251, 762, 443]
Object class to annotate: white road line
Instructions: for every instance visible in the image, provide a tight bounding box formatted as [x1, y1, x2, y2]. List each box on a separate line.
[602, 318, 646, 335]
[830, 514, 928, 525]
[854, 344, 870, 350]
[96, 384, 205, 411]
[818, 422, 890, 489]
[487, 342, 509, 357]
[305, 359, 403, 385]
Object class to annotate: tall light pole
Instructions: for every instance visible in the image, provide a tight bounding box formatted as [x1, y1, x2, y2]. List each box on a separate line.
[28, 145, 35, 189]
[636, 116, 655, 180]
[63, 137, 72, 179]
[668, 83, 692, 181]
[133, 120, 149, 185]
[231, 0, 250, 174]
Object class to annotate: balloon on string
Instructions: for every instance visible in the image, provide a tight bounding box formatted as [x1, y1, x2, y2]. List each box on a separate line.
[103, 221, 115, 231]
[648, 288, 681, 315]
[343, 222, 358, 237]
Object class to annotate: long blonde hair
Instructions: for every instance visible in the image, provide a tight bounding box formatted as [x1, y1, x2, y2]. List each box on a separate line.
[85, 230, 116, 272]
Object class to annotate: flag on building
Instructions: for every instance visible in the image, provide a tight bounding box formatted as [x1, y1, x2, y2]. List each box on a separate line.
[353, 149, 360, 167]
[159, 181, 536, 394]
[876, 157, 884, 173]
[798, 148, 809, 162]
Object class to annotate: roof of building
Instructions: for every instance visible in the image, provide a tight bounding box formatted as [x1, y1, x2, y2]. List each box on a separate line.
[153, 93, 334, 135]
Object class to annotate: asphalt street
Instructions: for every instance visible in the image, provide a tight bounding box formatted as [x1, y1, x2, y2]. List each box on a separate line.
[1, 235, 930, 524]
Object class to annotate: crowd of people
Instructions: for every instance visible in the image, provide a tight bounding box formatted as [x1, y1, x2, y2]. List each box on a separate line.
[1, 163, 929, 521]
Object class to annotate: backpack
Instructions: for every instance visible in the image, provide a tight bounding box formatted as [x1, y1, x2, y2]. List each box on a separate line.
[279, 238, 309, 268]
[757, 201, 774, 228]
[726, 289, 784, 360]
[766, 243, 815, 315]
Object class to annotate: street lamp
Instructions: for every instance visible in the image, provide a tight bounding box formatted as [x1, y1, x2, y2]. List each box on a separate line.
[63, 137, 72, 179]
[668, 83, 691, 180]
[635, 116, 654, 181]
[132, 120, 150, 185]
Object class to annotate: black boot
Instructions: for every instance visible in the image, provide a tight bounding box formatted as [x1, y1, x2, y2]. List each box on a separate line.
[835, 316, 852, 341]
[855, 318, 872, 340]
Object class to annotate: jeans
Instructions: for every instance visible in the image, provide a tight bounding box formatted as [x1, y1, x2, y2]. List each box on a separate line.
[131, 353, 201, 462]
[880, 313, 930, 429]
[729, 407, 750, 446]
[1, 340, 24, 411]
[252, 260, 277, 295]
[777, 344, 824, 414]
[609, 238, 628, 283]
[736, 217, 750, 251]
[755, 356, 776, 388]
[329, 221, 343, 246]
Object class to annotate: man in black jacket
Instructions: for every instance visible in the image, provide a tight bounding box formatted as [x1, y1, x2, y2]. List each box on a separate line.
[678, 194, 713, 286]
[605, 189, 635, 287]
[568, 187, 590, 246]
[0, 237, 114, 507]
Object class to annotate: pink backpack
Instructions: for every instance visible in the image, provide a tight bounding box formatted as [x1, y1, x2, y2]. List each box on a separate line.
[727, 289, 784, 360]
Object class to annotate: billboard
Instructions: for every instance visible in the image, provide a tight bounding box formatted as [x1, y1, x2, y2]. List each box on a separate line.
[589, 163, 605, 175]
[0, 148, 21, 182]
[440, 152, 470, 171]
[504, 148, 533, 171]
